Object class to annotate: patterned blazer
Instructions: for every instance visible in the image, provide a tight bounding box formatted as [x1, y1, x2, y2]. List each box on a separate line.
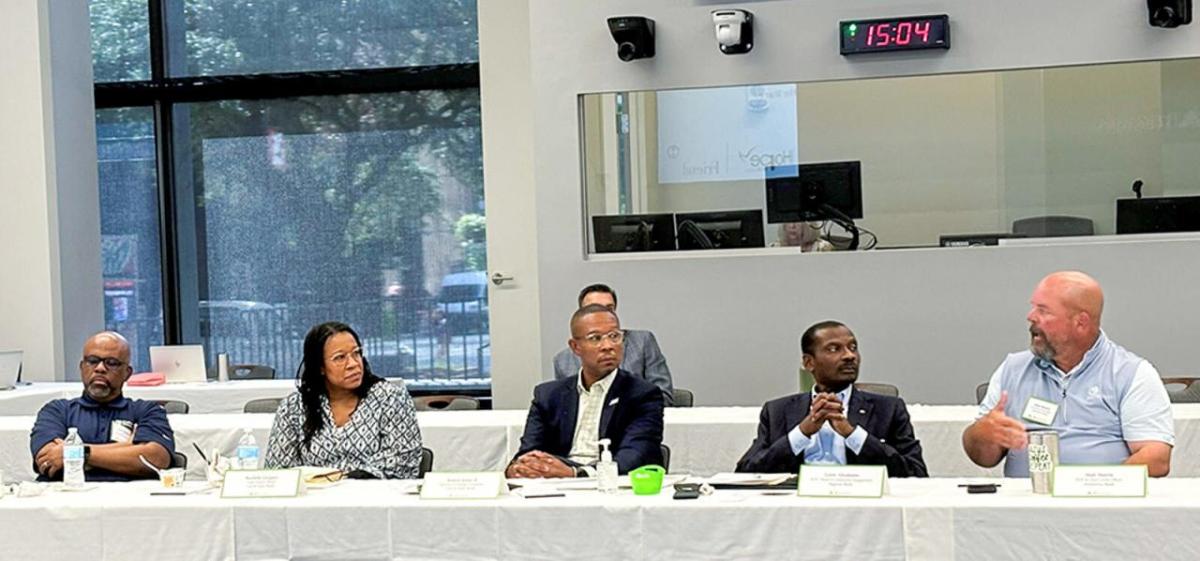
[264, 379, 422, 479]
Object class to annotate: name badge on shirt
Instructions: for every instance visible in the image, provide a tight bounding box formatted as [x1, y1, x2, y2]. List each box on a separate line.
[1021, 397, 1059, 426]
[110, 420, 135, 443]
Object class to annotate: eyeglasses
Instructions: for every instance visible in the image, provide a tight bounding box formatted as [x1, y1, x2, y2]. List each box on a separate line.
[576, 330, 625, 347]
[83, 356, 126, 369]
[328, 348, 364, 366]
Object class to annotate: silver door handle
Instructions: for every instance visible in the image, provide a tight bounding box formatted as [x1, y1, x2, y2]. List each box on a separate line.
[490, 271, 514, 286]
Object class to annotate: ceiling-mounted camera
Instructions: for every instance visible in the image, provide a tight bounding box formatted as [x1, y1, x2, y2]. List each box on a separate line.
[712, 9, 753, 54]
[1148, 0, 1192, 28]
[607, 16, 655, 62]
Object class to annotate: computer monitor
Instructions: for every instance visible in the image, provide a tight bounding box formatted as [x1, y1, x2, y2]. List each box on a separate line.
[1116, 196, 1200, 234]
[764, 161, 863, 224]
[675, 209, 765, 250]
[592, 213, 677, 253]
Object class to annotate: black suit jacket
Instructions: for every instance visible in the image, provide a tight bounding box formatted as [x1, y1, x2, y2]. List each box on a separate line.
[735, 390, 928, 477]
[513, 369, 664, 474]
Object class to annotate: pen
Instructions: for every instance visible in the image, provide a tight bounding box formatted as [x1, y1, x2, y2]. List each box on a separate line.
[192, 443, 210, 464]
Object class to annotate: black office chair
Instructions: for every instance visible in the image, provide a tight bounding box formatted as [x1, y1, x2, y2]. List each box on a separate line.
[976, 382, 990, 405]
[419, 447, 434, 478]
[243, 397, 283, 414]
[1162, 377, 1200, 404]
[670, 388, 694, 408]
[1012, 215, 1094, 238]
[170, 451, 187, 469]
[155, 400, 190, 414]
[659, 444, 671, 472]
[413, 395, 481, 411]
[231, 364, 276, 380]
[854, 382, 900, 398]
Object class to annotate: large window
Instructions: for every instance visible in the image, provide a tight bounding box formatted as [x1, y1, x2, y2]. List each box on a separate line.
[91, 1, 487, 393]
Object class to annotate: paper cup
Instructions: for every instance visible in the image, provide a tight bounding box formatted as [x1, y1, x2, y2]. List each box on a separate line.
[160, 468, 186, 488]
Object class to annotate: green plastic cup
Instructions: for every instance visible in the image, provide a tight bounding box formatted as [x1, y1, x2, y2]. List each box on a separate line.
[629, 465, 666, 495]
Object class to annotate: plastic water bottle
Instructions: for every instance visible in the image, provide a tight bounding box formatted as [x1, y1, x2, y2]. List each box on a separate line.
[62, 427, 85, 488]
[235, 428, 260, 470]
[596, 438, 618, 494]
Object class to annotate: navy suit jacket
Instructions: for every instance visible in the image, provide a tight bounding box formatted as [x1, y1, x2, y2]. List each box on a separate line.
[735, 390, 928, 477]
[514, 369, 664, 474]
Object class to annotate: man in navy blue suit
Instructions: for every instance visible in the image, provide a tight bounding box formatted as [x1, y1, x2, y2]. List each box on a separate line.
[736, 321, 927, 477]
[506, 304, 664, 478]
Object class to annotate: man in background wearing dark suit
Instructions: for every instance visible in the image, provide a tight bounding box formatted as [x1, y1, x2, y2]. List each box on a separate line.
[736, 321, 927, 477]
[508, 304, 664, 478]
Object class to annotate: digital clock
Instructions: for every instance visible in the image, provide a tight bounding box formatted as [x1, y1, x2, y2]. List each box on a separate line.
[840, 14, 950, 55]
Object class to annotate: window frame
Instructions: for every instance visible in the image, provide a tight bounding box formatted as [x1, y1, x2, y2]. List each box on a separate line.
[93, 0, 484, 395]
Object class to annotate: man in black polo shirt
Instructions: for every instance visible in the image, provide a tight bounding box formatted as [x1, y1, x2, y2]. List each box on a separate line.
[29, 332, 175, 481]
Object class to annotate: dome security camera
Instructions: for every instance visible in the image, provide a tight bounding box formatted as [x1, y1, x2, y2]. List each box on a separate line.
[713, 9, 753, 55]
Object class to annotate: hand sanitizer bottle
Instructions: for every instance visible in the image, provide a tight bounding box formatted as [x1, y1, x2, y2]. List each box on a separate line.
[596, 438, 618, 494]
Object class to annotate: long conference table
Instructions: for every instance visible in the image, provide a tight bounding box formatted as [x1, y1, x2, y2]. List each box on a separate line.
[4, 404, 1200, 483]
[2, 478, 1199, 561]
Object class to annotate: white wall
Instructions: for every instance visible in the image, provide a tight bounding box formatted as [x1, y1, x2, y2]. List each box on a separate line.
[481, 0, 1200, 406]
[0, 0, 102, 381]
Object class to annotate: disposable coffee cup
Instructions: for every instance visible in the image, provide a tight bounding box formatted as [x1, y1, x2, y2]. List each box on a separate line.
[160, 468, 186, 488]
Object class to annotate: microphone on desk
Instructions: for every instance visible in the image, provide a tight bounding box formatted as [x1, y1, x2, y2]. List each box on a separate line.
[1132, 179, 1144, 199]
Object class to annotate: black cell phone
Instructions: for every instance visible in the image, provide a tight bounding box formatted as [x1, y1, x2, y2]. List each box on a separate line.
[962, 483, 999, 494]
[673, 483, 701, 500]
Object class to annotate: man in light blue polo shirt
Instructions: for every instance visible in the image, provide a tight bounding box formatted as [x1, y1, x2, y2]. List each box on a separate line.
[963, 271, 1174, 477]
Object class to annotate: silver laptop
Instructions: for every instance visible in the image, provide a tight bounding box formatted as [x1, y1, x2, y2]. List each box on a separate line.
[149, 345, 207, 384]
[0, 350, 22, 390]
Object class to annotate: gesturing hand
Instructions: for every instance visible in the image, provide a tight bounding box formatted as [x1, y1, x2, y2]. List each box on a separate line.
[977, 391, 1028, 451]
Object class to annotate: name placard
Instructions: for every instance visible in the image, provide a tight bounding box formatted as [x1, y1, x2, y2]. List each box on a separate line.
[797, 465, 886, 498]
[221, 469, 303, 499]
[1052, 465, 1147, 498]
[420, 472, 505, 500]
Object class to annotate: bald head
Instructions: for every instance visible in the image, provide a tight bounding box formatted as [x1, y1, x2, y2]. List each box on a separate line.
[1036, 271, 1104, 328]
[1027, 271, 1104, 370]
[79, 331, 132, 403]
[86, 331, 131, 358]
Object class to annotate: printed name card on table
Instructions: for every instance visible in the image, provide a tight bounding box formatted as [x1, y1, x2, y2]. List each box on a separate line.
[420, 472, 505, 500]
[797, 465, 886, 498]
[221, 469, 304, 498]
[1051, 465, 1147, 498]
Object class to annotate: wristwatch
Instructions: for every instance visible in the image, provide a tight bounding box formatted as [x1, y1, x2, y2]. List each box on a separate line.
[83, 445, 92, 468]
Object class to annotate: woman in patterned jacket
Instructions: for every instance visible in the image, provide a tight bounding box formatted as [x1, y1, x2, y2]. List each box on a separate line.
[265, 321, 422, 478]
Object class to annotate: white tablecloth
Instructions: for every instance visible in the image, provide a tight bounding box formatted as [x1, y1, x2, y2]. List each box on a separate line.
[1, 478, 1199, 561]
[5, 405, 1200, 484]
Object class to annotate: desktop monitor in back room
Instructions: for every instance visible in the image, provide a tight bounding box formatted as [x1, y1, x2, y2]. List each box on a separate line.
[592, 213, 677, 253]
[675, 209, 765, 250]
[764, 161, 863, 223]
[1116, 196, 1200, 234]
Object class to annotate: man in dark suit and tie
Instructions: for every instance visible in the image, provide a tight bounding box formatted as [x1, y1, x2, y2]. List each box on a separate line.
[736, 321, 927, 477]
[507, 304, 664, 478]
